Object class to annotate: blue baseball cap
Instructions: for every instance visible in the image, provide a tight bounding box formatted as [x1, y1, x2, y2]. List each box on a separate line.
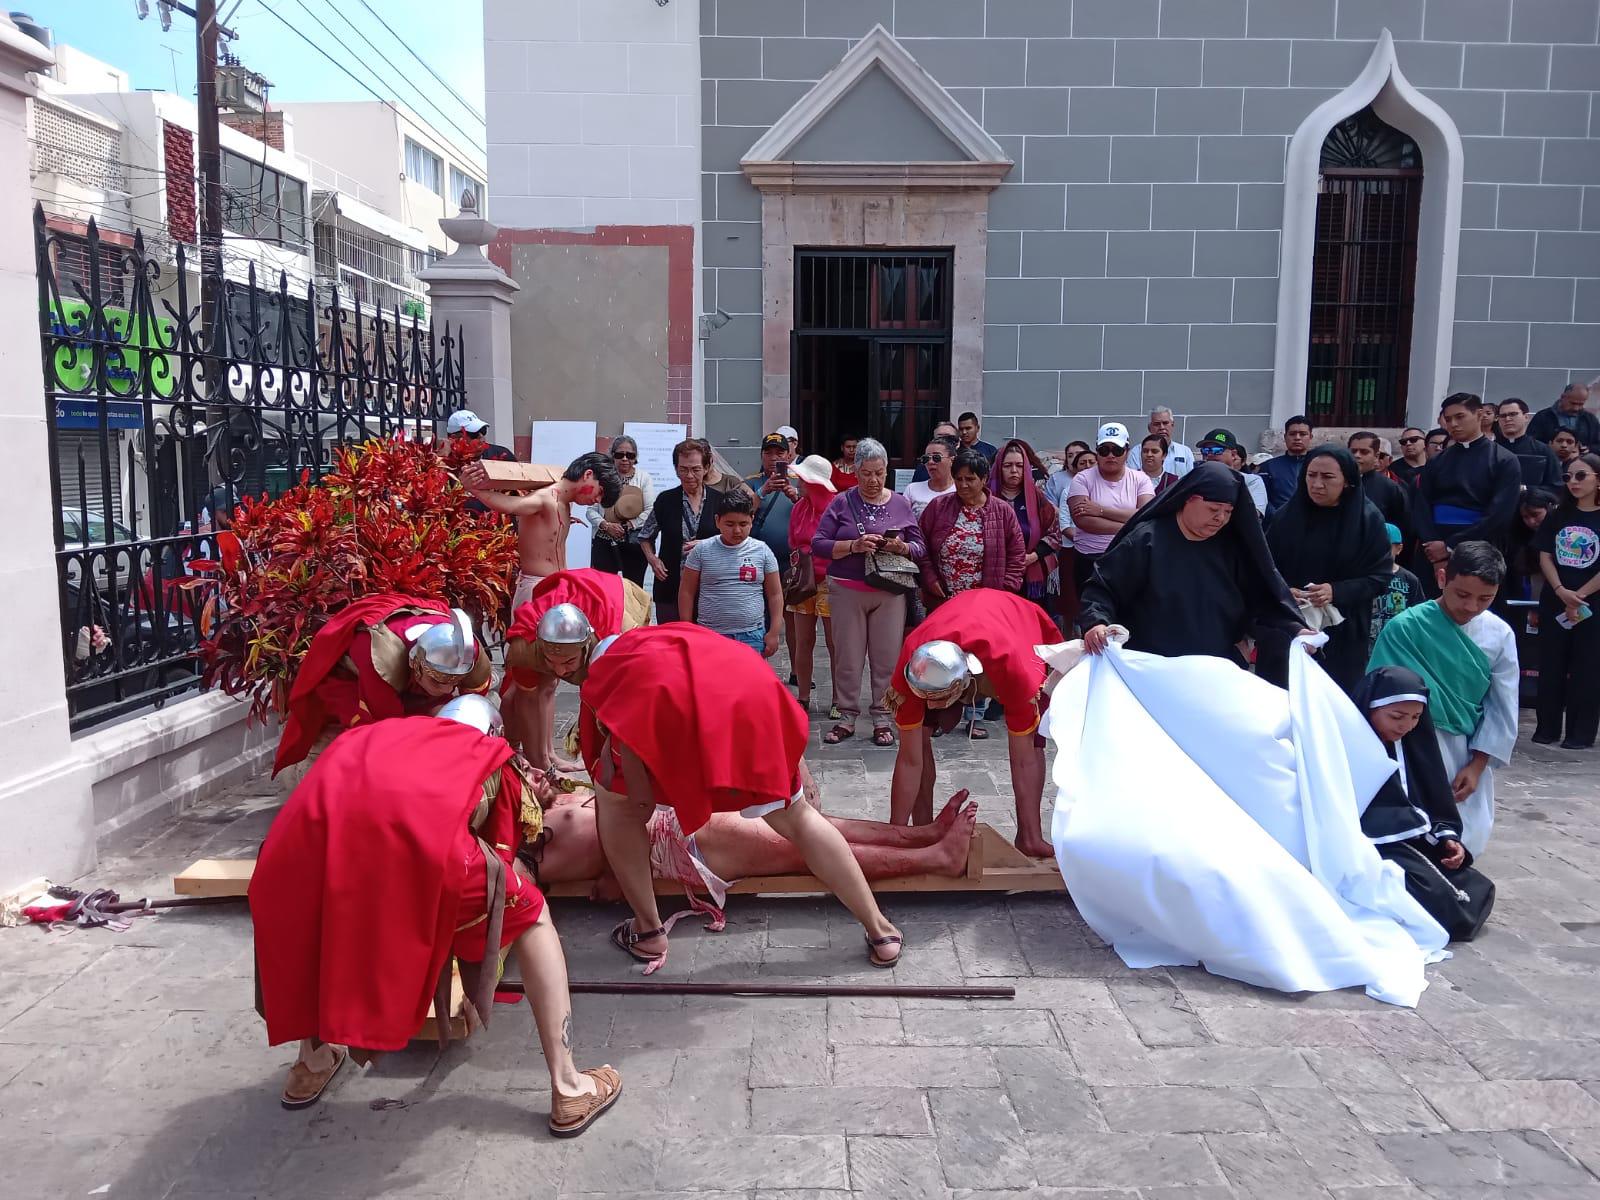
[1384, 523, 1402, 544]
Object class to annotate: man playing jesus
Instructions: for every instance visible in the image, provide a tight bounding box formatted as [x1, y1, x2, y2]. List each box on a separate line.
[273, 594, 492, 779]
[252, 696, 622, 1134]
[577, 623, 905, 968]
[502, 567, 653, 771]
[461, 451, 624, 611]
[883, 588, 1061, 858]
[1368, 540, 1519, 858]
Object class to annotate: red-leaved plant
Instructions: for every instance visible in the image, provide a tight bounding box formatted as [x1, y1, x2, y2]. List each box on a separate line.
[194, 436, 518, 722]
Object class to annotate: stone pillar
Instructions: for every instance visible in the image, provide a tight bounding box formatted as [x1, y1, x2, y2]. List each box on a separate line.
[0, 20, 97, 896]
[417, 194, 520, 450]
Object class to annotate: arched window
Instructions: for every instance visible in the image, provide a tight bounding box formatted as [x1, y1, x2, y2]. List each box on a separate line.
[1306, 108, 1422, 427]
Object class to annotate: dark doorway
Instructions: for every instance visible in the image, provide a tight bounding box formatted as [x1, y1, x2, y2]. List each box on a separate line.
[1306, 107, 1422, 428]
[792, 250, 952, 470]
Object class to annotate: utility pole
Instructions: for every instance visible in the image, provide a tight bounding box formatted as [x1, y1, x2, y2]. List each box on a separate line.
[194, 0, 222, 351]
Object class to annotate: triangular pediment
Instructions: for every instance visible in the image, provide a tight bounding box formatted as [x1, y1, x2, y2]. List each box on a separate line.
[742, 25, 1010, 168]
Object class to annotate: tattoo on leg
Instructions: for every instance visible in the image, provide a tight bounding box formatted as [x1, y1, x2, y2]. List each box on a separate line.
[561, 1011, 572, 1050]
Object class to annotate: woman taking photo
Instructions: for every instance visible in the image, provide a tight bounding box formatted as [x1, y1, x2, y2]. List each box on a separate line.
[813, 438, 925, 747]
[1260, 446, 1391, 692]
[1533, 452, 1600, 748]
[990, 438, 1061, 614]
[589, 435, 656, 585]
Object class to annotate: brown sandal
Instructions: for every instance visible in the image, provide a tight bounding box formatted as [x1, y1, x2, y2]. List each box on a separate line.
[549, 1065, 623, 1137]
[280, 1046, 347, 1110]
[871, 727, 896, 747]
[866, 932, 904, 968]
[611, 919, 668, 962]
[822, 723, 855, 745]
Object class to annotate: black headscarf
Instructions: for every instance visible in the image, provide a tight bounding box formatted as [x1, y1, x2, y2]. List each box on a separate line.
[1101, 461, 1300, 622]
[1266, 446, 1390, 587]
[1351, 666, 1463, 844]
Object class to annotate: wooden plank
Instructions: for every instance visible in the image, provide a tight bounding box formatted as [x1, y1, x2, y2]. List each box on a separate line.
[475, 461, 563, 491]
[173, 823, 1065, 906]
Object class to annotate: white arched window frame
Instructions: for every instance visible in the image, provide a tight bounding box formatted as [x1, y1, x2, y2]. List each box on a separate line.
[1272, 30, 1464, 429]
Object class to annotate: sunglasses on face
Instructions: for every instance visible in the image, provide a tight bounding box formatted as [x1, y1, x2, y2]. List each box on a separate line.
[1568, 470, 1594, 482]
[1199, 445, 1226, 456]
[917, 453, 946, 465]
[1096, 445, 1126, 456]
[1399, 436, 1422, 445]
[612, 451, 637, 460]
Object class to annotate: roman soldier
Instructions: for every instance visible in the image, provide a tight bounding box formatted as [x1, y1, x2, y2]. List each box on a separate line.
[273, 593, 491, 777]
[251, 695, 622, 1134]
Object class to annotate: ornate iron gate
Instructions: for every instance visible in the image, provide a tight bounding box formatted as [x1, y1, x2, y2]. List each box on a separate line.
[36, 206, 466, 731]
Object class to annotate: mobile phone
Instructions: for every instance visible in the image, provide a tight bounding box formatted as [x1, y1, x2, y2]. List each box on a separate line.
[774, 460, 789, 477]
[1556, 603, 1593, 630]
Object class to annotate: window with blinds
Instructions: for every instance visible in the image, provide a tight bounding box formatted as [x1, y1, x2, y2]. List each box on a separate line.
[1306, 108, 1422, 428]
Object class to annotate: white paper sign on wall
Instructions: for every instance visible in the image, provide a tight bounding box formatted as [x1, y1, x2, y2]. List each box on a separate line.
[530, 419, 598, 570]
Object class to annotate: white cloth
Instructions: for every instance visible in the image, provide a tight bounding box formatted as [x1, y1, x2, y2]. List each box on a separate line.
[1242, 470, 1268, 516]
[1445, 609, 1520, 857]
[904, 479, 954, 519]
[1166, 442, 1195, 477]
[1046, 639, 1447, 1006]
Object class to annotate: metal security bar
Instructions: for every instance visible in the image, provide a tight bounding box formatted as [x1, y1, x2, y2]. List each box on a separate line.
[36, 204, 465, 731]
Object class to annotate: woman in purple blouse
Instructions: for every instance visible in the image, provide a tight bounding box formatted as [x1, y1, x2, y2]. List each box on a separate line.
[812, 437, 926, 747]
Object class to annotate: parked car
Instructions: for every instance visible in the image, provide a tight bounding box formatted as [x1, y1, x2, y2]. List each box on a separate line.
[61, 507, 149, 596]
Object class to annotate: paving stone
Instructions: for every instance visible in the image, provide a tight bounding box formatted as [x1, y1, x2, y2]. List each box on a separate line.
[1305, 1047, 1419, 1094]
[1457, 1039, 1600, 1082]
[845, 1134, 949, 1199]
[1376, 1130, 1596, 1187]
[1206, 1132, 1328, 1197]
[930, 1087, 1035, 1189]
[1254, 1087, 1410, 1186]
[1146, 1045, 1319, 1088]
[826, 996, 903, 1045]
[1109, 981, 1213, 1048]
[831, 1045, 999, 1089]
[750, 1086, 929, 1135]
[656, 1135, 847, 1190]
[990, 1046, 1102, 1133]
[1339, 1088, 1452, 1135]
[1028, 1132, 1224, 1188]
[749, 1006, 829, 1087]
[662, 1048, 751, 1135]
[901, 1007, 1058, 1046]
[1418, 1080, 1600, 1131]
[1051, 1003, 1163, 1084]
[1201, 1006, 1368, 1047]
[1096, 1084, 1271, 1133]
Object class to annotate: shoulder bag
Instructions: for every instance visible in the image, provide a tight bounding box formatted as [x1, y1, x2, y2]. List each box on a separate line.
[848, 490, 919, 596]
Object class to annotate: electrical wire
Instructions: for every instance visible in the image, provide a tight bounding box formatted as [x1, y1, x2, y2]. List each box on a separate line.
[354, 0, 485, 124]
[315, 0, 485, 135]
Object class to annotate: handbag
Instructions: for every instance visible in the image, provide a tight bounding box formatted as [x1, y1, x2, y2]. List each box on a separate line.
[783, 548, 819, 606]
[848, 491, 919, 596]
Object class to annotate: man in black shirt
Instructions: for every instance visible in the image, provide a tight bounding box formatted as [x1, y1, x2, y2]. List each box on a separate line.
[1528, 382, 1599, 451]
[1416, 394, 1522, 591]
[1494, 397, 1563, 489]
[448, 410, 518, 516]
[1391, 427, 1428, 490]
[1348, 431, 1415, 552]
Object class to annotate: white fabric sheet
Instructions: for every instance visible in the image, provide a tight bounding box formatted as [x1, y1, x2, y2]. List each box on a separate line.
[1047, 640, 1448, 1006]
[1452, 610, 1520, 857]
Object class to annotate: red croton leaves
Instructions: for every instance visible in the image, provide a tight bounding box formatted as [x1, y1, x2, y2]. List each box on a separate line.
[198, 436, 518, 722]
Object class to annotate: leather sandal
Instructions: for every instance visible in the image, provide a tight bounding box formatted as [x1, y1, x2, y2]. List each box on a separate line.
[866, 932, 904, 968]
[281, 1046, 347, 1110]
[822, 724, 855, 745]
[549, 1065, 623, 1137]
[611, 919, 668, 962]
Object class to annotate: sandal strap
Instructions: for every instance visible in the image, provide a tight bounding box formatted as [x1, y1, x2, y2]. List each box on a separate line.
[615, 920, 668, 946]
[867, 934, 903, 948]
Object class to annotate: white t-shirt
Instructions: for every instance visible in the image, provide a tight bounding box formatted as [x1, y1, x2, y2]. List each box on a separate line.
[904, 479, 954, 518]
[1166, 442, 1195, 477]
[1066, 466, 1155, 555]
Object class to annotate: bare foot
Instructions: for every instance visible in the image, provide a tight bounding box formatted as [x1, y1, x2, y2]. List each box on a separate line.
[927, 801, 980, 876]
[1013, 833, 1055, 860]
[933, 789, 972, 831]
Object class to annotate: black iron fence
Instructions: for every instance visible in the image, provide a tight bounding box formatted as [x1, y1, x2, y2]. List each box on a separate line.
[36, 205, 466, 732]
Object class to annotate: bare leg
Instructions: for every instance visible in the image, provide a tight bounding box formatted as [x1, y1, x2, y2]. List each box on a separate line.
[694, 802, 977, 882]
[761, 799, 900, 960]
[509, 907, 595, 1099]
[592, 785, 667, 957]
[529, 677, 580, 773]
[914, 743, 936, 828]
[1009, 734, 1052, 859]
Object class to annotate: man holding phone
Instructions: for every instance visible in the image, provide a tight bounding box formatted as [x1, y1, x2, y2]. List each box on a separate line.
[744, 433, 801, 650]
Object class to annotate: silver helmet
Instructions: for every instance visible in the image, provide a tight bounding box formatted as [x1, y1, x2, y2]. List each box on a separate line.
[590, 633, 621, 665]
[435, 693, 503, 737]
[409, 608, 477, 678]
[536, 602, 592, 645]
[904, 640, 982, 697]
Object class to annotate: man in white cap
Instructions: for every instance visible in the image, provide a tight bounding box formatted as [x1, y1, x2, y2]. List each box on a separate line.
[777, 425, 800, 456]
[883, 589, 1062, 858]
[447, 410, 517, 515]
[503, 568, 653, 770]
[1065, 421, 1155, 600]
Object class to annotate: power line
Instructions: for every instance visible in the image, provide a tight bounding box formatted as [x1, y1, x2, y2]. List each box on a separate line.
[316, 0, 485, 136]
[354, 0, 485, 124]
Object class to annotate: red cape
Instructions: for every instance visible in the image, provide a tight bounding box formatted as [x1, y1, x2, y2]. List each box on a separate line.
[251, 717, 513, 1051]
[578, 624, 808, 833]
[889, 590, 1058, 712]
[274, 592, 448, 776]
[508, 569, 625, 644]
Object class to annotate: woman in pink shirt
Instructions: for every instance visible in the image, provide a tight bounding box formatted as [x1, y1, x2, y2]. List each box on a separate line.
[1066, 422, 1155, 601]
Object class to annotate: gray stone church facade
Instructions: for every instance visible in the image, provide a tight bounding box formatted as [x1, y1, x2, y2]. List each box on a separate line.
[485, 0, 1600, 469]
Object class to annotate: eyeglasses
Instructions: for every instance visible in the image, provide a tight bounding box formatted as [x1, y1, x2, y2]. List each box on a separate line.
[917, 453, 946, 465]
[1096, 445, 1127, 456]
[1568, 470, 1594, 482]
[1398, 436, 1422, 445]
[612, 451, 637, 460]
[1199, 445, 1226, 456]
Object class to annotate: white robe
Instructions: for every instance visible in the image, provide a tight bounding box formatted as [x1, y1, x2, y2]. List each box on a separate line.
[1044, 639, 1448, 1007]
[1440, 610, 1520, 858]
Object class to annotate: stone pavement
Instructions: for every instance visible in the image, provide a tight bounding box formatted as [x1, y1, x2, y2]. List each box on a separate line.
[3, 672, 1600, 1199]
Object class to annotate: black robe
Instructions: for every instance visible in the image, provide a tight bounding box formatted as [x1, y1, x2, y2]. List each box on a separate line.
[1495, 432, 1563, 490]
[1261, 448, 1393, 693]
[1358, 468, 1416, 552]
[1352, 667, 1495, 941]
[1078, 462, 1304, 662]
[1415, 436, 1522, 551]
[1390, 459, 1426, 491]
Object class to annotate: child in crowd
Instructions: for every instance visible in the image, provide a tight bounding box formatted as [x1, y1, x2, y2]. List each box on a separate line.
[1370, 522, 1424, 655]
[680, 489, 782, 658]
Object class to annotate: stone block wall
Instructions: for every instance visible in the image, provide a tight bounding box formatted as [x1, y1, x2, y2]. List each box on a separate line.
[700, 0, 1600, 455]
